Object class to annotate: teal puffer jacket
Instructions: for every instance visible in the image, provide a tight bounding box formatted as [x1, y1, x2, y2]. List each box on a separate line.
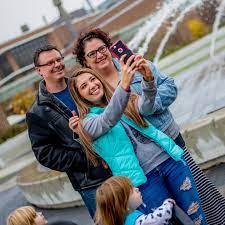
[87, 107, 184, 187]
[124, 210, 143, 225]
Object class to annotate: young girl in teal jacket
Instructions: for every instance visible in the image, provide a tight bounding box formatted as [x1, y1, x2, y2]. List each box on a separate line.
[69, 55, 207, 224]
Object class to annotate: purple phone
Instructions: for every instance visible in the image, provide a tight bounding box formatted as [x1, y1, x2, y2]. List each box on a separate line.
[110, 40, 134, 63]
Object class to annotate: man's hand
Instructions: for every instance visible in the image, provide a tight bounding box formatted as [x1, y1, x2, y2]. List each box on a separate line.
[120, 54, 138, 91]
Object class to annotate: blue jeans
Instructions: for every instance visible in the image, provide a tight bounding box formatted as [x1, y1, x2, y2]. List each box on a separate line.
[138, 158, 207, 225]
[78, 186, 98, 218]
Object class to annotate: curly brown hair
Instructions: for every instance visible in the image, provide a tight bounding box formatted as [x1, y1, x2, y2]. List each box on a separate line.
[73, 28, 112, 67]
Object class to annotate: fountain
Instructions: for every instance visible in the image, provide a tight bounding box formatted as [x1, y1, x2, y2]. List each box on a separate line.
[153, 0, 203, 65]
[170, 0, 225, 125]
[210, 0, 225, 58]
[128, 0, 201, 55]
[11, 0, 225, 208]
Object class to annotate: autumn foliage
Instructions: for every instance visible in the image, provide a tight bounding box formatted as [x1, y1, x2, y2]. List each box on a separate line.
[10, 88, 36, 114]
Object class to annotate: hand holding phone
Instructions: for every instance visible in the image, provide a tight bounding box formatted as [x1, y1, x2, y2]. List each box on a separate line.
[120, 54, 137, 91]
[110, 40, 134, 64]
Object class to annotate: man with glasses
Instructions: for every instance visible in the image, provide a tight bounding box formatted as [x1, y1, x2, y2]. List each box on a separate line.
[26, 45, 112, 218]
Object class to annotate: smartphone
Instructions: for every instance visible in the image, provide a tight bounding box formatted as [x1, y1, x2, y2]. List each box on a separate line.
[110, 40, 134, 64]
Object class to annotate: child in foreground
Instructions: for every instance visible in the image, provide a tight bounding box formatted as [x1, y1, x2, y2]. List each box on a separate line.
[7, 206, 47, 225]
[7, 206, 77, 225]
[95, 176, 175, 225]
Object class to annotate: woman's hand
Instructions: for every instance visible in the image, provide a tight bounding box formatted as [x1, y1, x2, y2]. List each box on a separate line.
[135, 55, 154, 81]
[69, 111, 80, 133]
[165, 198, 176, 205]
[120, 54, 138, 91]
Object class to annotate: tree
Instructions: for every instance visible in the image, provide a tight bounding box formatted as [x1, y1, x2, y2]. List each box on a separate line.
[0, 104, 10, 136]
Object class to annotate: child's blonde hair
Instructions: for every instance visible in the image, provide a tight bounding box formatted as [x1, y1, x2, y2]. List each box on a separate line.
[95, 176, 133, 225]
[7, 206, 36, 225]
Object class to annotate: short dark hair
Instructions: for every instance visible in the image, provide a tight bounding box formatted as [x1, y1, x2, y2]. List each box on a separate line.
[73, 28, 112, 67]
[33, 45, 62, 66]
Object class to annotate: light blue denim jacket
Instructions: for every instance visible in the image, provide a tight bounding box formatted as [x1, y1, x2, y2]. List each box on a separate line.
[113, 58, 180, 136]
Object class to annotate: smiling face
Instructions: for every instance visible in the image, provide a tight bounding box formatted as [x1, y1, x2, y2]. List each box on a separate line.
[83, 38, 113, 72]
[76, 72, 104, 104]
[36, 49, 65, 85]
[33, 211, 47, 225]
[128, 187, 143, 211]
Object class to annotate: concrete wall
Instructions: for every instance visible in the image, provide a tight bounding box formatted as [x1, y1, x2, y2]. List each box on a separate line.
[0, 130, 31, 169]
[17, 173, 83, 209]
[182, 108, 225, 169]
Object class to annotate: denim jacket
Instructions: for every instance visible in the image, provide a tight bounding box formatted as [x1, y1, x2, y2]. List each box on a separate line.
[113, 58, 179, 134]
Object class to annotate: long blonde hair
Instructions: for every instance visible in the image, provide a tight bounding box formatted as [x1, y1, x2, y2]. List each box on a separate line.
[7, 206, 36, 225]
[69, 68, 148, 165]
[95, 176, 133, 225]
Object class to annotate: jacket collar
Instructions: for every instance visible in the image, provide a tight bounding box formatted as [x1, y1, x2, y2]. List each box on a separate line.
[89, 106, 105, 114]
[38, 77, 69, 104]
[37, 77, 73, 119]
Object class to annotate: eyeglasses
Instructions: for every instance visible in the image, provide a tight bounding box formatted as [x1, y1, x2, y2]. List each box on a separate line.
[37, 57, 64, 67]
[86, 45, 107, 59]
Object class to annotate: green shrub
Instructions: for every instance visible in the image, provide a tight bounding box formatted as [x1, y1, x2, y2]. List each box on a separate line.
[10, 88, 36, 114]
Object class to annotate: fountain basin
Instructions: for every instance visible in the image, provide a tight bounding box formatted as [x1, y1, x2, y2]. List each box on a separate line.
[17, 162, 84, 209]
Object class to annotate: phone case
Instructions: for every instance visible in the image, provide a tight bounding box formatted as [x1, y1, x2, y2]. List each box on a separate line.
[110, 40, 133, 63]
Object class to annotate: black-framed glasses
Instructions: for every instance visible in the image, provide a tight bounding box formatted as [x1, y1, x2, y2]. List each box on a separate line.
[86, 45, 107, 59]
[37, 57, 64, 67]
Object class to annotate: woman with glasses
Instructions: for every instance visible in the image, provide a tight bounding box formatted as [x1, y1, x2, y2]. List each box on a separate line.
[72, 28, 225, 225]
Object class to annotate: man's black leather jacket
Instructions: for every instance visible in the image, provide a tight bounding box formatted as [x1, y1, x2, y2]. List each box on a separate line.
[26, 79, 112, 191]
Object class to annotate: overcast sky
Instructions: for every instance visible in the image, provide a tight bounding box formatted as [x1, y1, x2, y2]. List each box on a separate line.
[0, 0, 104, 45]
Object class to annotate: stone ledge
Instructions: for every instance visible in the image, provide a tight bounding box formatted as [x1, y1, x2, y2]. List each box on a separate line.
[0, 130, 31, 169]
[181, 108, 225, 169]
[17, 165, 84, 209]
